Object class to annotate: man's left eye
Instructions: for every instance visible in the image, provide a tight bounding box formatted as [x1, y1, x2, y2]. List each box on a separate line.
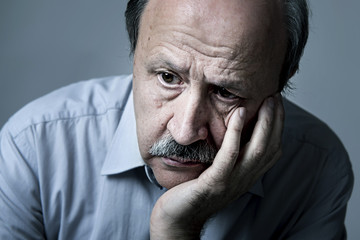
[214, 87, 238, 99]
[158, 72, 182, 85]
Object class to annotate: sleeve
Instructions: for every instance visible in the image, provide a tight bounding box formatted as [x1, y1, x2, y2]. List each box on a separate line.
[285, 146, 354, 240]
[0, 124, 46, 239]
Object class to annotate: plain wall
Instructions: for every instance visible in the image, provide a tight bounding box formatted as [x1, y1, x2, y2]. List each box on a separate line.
[0, 1, 359, 239]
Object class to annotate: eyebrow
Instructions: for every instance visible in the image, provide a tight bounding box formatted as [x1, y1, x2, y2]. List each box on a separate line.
[145, 54, 190, 74]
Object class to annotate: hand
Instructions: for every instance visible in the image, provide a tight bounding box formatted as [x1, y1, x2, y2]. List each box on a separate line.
[150, 94, 284, 239]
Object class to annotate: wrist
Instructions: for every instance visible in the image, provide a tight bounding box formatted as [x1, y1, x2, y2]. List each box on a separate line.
[150, 223, 202, 240]
[150, 204, 205, 240]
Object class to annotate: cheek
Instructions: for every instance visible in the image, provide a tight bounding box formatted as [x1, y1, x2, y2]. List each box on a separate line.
[135, 95, 168, 136]
[134, 75, 165, 117]
[208, 101, 261, 150]
[135, 108, 169, 161]
[208, 113, 227, 149]
[133, 80, 170, 160]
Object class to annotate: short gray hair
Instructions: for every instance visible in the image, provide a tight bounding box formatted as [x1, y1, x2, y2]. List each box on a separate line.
[281, 0, 309, 90]
[125, 0, 309, 90]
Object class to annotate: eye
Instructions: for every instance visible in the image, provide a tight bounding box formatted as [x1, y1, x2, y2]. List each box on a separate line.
[157, 72, 182, 85]
[214, 87, 238, 99]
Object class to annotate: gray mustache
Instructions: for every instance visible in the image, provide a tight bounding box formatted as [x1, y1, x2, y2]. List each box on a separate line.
[149, 135, 217, 164]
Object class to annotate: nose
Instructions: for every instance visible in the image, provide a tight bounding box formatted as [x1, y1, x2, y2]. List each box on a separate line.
[167, 91, 209, 145]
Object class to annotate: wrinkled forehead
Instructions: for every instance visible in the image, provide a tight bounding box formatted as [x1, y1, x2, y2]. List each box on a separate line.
[141, 0, 285, 50]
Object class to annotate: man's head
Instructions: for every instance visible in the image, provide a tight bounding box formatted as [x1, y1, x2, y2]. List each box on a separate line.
[127, 0, 309, 189]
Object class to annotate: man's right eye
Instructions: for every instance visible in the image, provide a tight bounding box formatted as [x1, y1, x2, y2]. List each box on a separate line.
[158, 72, 182, 85]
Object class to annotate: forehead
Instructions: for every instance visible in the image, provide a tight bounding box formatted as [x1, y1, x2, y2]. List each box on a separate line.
[136, 0, 286, 96]
[139, 0, 286, 67]
[142, 0, 283, 47]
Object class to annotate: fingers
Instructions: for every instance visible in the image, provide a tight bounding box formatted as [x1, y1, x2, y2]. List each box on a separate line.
[241, 93, 284, 172]
[272, 94, 285, 148]
[199, 94, 283, 193]
[212, 107, 246, 177]
[248, 97, 276, 155]
[263, 93, 284, 170]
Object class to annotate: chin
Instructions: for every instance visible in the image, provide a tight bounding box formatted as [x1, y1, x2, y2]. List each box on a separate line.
[153, 165, 208, 189]
[159, 177, 195, 190]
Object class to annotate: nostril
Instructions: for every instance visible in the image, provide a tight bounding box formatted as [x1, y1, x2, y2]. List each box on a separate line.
[167, 119, 208, 146]
[197, 127, 208, 140]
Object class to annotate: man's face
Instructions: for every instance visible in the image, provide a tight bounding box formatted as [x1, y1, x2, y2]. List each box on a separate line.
[133, 0, 287, 189]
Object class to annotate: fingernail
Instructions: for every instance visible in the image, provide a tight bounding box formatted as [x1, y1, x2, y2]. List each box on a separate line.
[267, 97, 274, 109]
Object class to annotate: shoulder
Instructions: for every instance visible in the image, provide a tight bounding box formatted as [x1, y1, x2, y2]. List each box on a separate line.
[3, 75, 133, 137]
[282, 98, 352, 178]
[283, 98, 345, 152]
[263, 99, 354, 238]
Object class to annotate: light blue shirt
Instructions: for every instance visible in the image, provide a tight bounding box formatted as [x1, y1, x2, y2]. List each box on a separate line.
[0, 75, 353, 239]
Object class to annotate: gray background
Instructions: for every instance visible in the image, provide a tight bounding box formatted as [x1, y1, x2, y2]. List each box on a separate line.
[0, 0, 359, 238]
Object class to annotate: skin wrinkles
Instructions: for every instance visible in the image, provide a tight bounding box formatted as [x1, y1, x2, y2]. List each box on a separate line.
[152, 25, 239, 60]
[145, 0, 284, 63]
[144, 22, 281, 100]
[145, 50, 250, 123]
[145, 43, 258, 100]
[133, 0, 287, 189]
[147, 26, 262, 72]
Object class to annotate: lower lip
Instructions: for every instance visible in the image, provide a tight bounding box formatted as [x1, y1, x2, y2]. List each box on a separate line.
[162, 157, 204, 168]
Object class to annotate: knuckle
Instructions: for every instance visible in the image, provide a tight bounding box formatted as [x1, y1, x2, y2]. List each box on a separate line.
[219, 146, 239, 161]
[226, 149, 239, 161]
[252, 146, 264, 160]
[201, 176, 228, 197]
[233, 125, 243, 133]
[262, 117, 272, 130]
[212, 164, 229, 178]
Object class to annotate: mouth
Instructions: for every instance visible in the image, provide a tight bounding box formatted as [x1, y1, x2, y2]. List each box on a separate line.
[161, 156, 210, 168]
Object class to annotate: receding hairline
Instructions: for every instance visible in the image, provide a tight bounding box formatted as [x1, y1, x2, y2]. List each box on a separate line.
[126, 0, 309, 90]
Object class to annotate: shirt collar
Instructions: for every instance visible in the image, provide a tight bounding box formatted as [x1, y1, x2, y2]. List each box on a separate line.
[101, 91, 144, 175]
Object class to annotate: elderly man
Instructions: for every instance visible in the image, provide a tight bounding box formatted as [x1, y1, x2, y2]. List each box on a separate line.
[0, 0, 353, 239]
